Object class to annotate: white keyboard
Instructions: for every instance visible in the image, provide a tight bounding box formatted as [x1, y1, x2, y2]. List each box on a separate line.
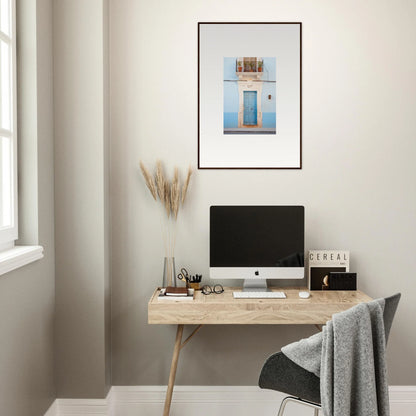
[233, 291, 286, 299]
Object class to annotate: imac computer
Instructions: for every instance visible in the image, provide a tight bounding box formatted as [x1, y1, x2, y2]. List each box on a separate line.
[210, 206, 304, 292]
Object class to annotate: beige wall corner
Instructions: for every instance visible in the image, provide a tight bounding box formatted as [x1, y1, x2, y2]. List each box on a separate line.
[54, 0, 111, 398]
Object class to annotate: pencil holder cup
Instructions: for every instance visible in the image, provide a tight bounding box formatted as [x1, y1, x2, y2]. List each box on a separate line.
[189, 282, 200, 290]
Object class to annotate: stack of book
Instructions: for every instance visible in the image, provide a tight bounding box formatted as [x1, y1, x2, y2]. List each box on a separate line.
[157, 287, 195, 301]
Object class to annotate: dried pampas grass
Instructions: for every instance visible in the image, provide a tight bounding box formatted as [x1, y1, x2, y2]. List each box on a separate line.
[171, 167, 180, 219]
[163, 181, 171, 218]
[155, 160, 165, 202]
[139, 161, 157, 200]
[181, 166, 192, 205]
[139, 160, 194, 257]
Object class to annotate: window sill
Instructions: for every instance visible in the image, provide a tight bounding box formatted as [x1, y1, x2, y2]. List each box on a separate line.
[0, 245, 44, 276]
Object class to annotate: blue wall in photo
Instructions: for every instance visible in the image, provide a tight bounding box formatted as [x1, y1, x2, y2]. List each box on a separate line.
[223, 81, 239, 112]
[261, 57, 276, 82]
[223, 75, 239, 128]
[262, 113, 276, 128]
[261, 83, 276, 113]
[224, 113, 238, 128]
[262, 82, 276, 128]
[223, 57, 239, 81]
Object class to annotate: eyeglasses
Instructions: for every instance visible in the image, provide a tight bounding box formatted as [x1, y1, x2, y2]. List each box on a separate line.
[201, 284, 224, 295]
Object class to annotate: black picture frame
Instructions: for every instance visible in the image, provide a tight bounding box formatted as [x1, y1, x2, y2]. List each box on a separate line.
[198, 22, 302, 170]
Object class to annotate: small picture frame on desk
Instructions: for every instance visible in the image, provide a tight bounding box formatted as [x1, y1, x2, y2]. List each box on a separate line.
[328, 272, 357, 290]
[308, 250, 349, 290]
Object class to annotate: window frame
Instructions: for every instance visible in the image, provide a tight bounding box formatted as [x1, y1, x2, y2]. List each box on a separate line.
[0, 0, 17, 248]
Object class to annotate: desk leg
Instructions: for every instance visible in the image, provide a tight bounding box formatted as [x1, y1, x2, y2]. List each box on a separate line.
[163, 324, 184, 416]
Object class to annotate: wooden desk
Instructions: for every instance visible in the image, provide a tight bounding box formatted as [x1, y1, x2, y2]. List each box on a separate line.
[148, 287, 372, 416]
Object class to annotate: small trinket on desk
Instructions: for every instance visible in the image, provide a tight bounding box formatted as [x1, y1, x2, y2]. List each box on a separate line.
[177, 268, 202, 290]
[188, 274, 202, 290]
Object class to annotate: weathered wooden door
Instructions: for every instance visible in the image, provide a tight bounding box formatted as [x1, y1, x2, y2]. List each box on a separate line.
[243, 91, 257, 125]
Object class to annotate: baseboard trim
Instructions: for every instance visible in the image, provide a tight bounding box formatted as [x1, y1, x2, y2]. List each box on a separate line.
[58, 397, 110, 416]
[44, 401, 58, 416]
[111, 385, 280, 403]
[45, 385, 416, 416]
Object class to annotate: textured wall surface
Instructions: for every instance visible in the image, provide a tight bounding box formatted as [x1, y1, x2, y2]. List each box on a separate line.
[110, 0, 416, 385]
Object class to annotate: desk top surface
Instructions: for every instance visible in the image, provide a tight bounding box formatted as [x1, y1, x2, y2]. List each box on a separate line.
[148, 287, 372, 325]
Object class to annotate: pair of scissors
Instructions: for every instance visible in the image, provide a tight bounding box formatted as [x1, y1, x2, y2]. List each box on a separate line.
[177, 268, 190, 283]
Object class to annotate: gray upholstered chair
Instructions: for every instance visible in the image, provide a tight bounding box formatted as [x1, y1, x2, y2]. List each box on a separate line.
[258, 293, 401, 416]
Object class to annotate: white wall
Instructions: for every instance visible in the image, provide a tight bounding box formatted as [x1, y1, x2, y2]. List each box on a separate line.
[110, 0, 416, 385]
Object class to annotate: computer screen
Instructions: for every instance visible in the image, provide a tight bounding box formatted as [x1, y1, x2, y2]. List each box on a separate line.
[210, 206, 304, 288]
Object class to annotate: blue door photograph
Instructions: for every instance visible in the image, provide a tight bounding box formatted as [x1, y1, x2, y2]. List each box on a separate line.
[222, 56, 276, 135]
[243, 91, 257, 126]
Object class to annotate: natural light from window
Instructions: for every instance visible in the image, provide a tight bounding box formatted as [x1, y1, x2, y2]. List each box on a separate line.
[0, 0, 44, 274]
[0, 0, 16, 244]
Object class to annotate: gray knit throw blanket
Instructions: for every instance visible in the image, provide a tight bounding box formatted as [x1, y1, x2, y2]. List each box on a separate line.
[282, 299, 390, 416]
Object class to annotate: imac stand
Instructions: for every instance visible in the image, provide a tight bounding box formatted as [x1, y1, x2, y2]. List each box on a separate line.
[243, 279, 269, 292]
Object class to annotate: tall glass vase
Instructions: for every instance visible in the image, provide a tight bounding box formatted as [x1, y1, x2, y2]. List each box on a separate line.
[163, 257, 176, 288]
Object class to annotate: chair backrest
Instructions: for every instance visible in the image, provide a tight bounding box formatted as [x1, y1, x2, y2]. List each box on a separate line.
[383, 293, 401, 343]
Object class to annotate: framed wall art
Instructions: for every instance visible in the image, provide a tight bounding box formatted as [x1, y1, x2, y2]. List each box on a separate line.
[198, 22, 302, 169]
